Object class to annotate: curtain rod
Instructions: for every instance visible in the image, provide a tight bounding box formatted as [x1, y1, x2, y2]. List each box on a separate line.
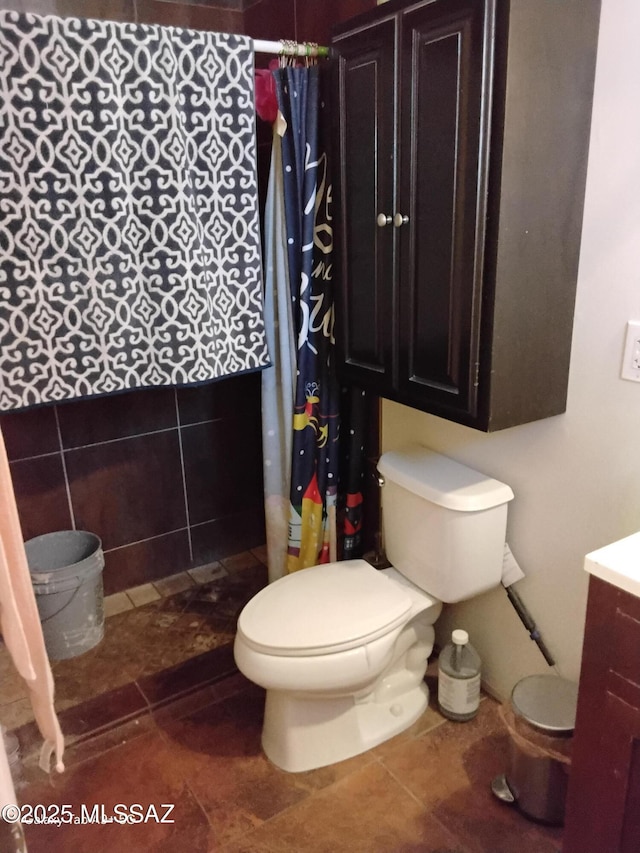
[253, 39, 330, 58]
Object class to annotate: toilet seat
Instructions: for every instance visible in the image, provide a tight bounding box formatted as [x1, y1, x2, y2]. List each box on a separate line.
[236, 559, 414, 657]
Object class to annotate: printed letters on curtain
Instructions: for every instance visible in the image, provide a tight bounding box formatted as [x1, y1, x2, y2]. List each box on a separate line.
[273, 66, 340, 573]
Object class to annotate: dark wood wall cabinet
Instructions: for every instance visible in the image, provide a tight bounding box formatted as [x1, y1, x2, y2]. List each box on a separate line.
[563, 576, 640, 853]
[331, 0, 601, 431]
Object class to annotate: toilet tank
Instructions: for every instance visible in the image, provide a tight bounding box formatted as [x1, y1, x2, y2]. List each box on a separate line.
[377, 446, 514, 603]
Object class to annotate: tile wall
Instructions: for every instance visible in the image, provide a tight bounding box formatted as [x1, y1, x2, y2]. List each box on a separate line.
[0, 377, 265, 594]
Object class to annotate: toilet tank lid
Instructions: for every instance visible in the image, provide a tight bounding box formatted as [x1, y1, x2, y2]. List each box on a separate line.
[378, 446, 514, 512]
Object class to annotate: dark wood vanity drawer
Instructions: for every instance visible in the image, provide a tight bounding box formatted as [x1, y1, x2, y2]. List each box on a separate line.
[612, 604, 640, 686]
[564, 576, 640, 853]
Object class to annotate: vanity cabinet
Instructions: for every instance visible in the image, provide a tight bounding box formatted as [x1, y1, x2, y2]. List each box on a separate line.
[563, 576, 640, 853]
[331, 0, 601, 431]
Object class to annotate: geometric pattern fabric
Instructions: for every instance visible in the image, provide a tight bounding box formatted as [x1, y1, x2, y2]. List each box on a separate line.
[0, 12, 269, 411]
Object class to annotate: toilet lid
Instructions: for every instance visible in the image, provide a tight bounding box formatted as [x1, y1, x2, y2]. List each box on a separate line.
[237, 559, 413, 656]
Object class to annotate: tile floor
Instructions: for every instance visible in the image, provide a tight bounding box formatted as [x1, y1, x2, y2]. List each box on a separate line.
[2, 547, 564, 852]
[0, 548, 268, 734]
[15, 676, 563, 853]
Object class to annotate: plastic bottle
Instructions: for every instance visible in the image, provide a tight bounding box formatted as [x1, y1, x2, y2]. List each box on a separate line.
[437, 629, 481, 721]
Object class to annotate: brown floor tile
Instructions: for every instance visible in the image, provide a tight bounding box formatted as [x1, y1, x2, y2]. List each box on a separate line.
[126, 583, 162, 607]
[250, 544, 268, 565]
[224, 761, 466, 853]
[1, 575, 243, 733]
[0, 696, 34, 731]
[379, 698, 562, 853]
[221, 551, 261, 573]
[211, 672, 254, 702]
[156, 689, 321, 843]
[188, 561, 227, 584]
[14, 670, 565, 853]
[97, 600, 209, 681]
[49, 713, 157, 772]
[289, 748, 377, 796]
[151, 684, 222, 727]
[136, 644, 236, 707]
[50, 640, 139, 707]
[173, 577, 254, 624]
[155, 567, 264, 627]
[14, 682, 148, 763]
[371, 691, 447, 760]
[379, 699, 501, 805]
[60, 682, 147, 738]
[153, 571, 195, 598]
[103, 591, 135, 617]
[0, 645, 31, 705]
[21, 731, 214, 853]
[433, 778, 563, 853]
[8, 553, 564, 853]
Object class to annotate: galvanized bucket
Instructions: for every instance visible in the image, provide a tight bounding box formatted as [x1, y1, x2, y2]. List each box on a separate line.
[26, 530, 105, 660]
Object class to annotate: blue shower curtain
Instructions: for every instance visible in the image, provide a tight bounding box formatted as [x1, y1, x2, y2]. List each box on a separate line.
[272, 65, 340, 573]
[261, 129, 296, 583]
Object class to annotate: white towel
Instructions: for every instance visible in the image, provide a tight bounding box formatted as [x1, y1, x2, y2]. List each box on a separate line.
[0, 427, 64, 774]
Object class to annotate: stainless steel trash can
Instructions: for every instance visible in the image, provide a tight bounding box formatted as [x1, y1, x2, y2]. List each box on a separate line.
[494, 674, 578, 825]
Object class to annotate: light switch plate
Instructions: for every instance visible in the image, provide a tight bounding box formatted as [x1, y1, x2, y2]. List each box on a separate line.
[621, 321, 640, 382]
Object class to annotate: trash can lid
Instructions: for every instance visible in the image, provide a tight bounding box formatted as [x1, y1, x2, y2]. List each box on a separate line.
[511, 675, 578, 734]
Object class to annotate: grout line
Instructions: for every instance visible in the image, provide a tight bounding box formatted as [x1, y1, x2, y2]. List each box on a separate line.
[178, 769, 213, 832]
[105, 549, 266, 616]
[226, 748, 387, 846]
[63, 424, 179, 451]
[151, 717, 218, 832]
[4, 420, 223, 462]
[132, 680, 153, 714]
[103, 527, 190, 553]
[431, 811, 478, 851]
[54, 405, 76, 531]
[8, 449, 61, 463]
[188, 507, 263, 529]
[174, 389, 194, 562]
[104, 504, 264, 552]
[56, 418, 224, 456]
[104, 572, 190, 614]
[373, 757, 432, 810]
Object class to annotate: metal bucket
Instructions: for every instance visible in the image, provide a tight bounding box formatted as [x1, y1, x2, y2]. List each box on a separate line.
[26, 530, 105, 660]
[493, 674, 578, 825]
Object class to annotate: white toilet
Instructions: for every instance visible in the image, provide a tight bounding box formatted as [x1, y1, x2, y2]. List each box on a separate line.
[234, 445, 514, 772]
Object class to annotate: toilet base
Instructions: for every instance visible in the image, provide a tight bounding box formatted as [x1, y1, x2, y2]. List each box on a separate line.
[262, 681, 429, 773]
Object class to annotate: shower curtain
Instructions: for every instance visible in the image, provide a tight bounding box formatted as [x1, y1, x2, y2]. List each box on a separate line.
[340, 387, 367, 560]
[262, 64, 340, 579]
[261, 128, 296, 583]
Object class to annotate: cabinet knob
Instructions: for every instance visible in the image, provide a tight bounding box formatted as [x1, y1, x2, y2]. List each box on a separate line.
[393, 213, 409, 227]
[376, 213, 392, 227]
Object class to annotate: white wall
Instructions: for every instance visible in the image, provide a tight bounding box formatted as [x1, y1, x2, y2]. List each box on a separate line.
[382, 0, 640, 700]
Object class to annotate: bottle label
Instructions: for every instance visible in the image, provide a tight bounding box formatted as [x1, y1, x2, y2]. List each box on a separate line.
[438, 670, 481, 715]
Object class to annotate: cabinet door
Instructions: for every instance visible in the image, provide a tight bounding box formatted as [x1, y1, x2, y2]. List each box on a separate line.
[564, 578, 640, 853]
[333, 17, 397, 396]
[396, 0, 493, 421]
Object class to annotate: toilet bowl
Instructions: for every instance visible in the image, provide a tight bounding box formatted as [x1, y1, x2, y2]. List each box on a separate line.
[234, 445, 514, 773]
[234, 560, 442, 772]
